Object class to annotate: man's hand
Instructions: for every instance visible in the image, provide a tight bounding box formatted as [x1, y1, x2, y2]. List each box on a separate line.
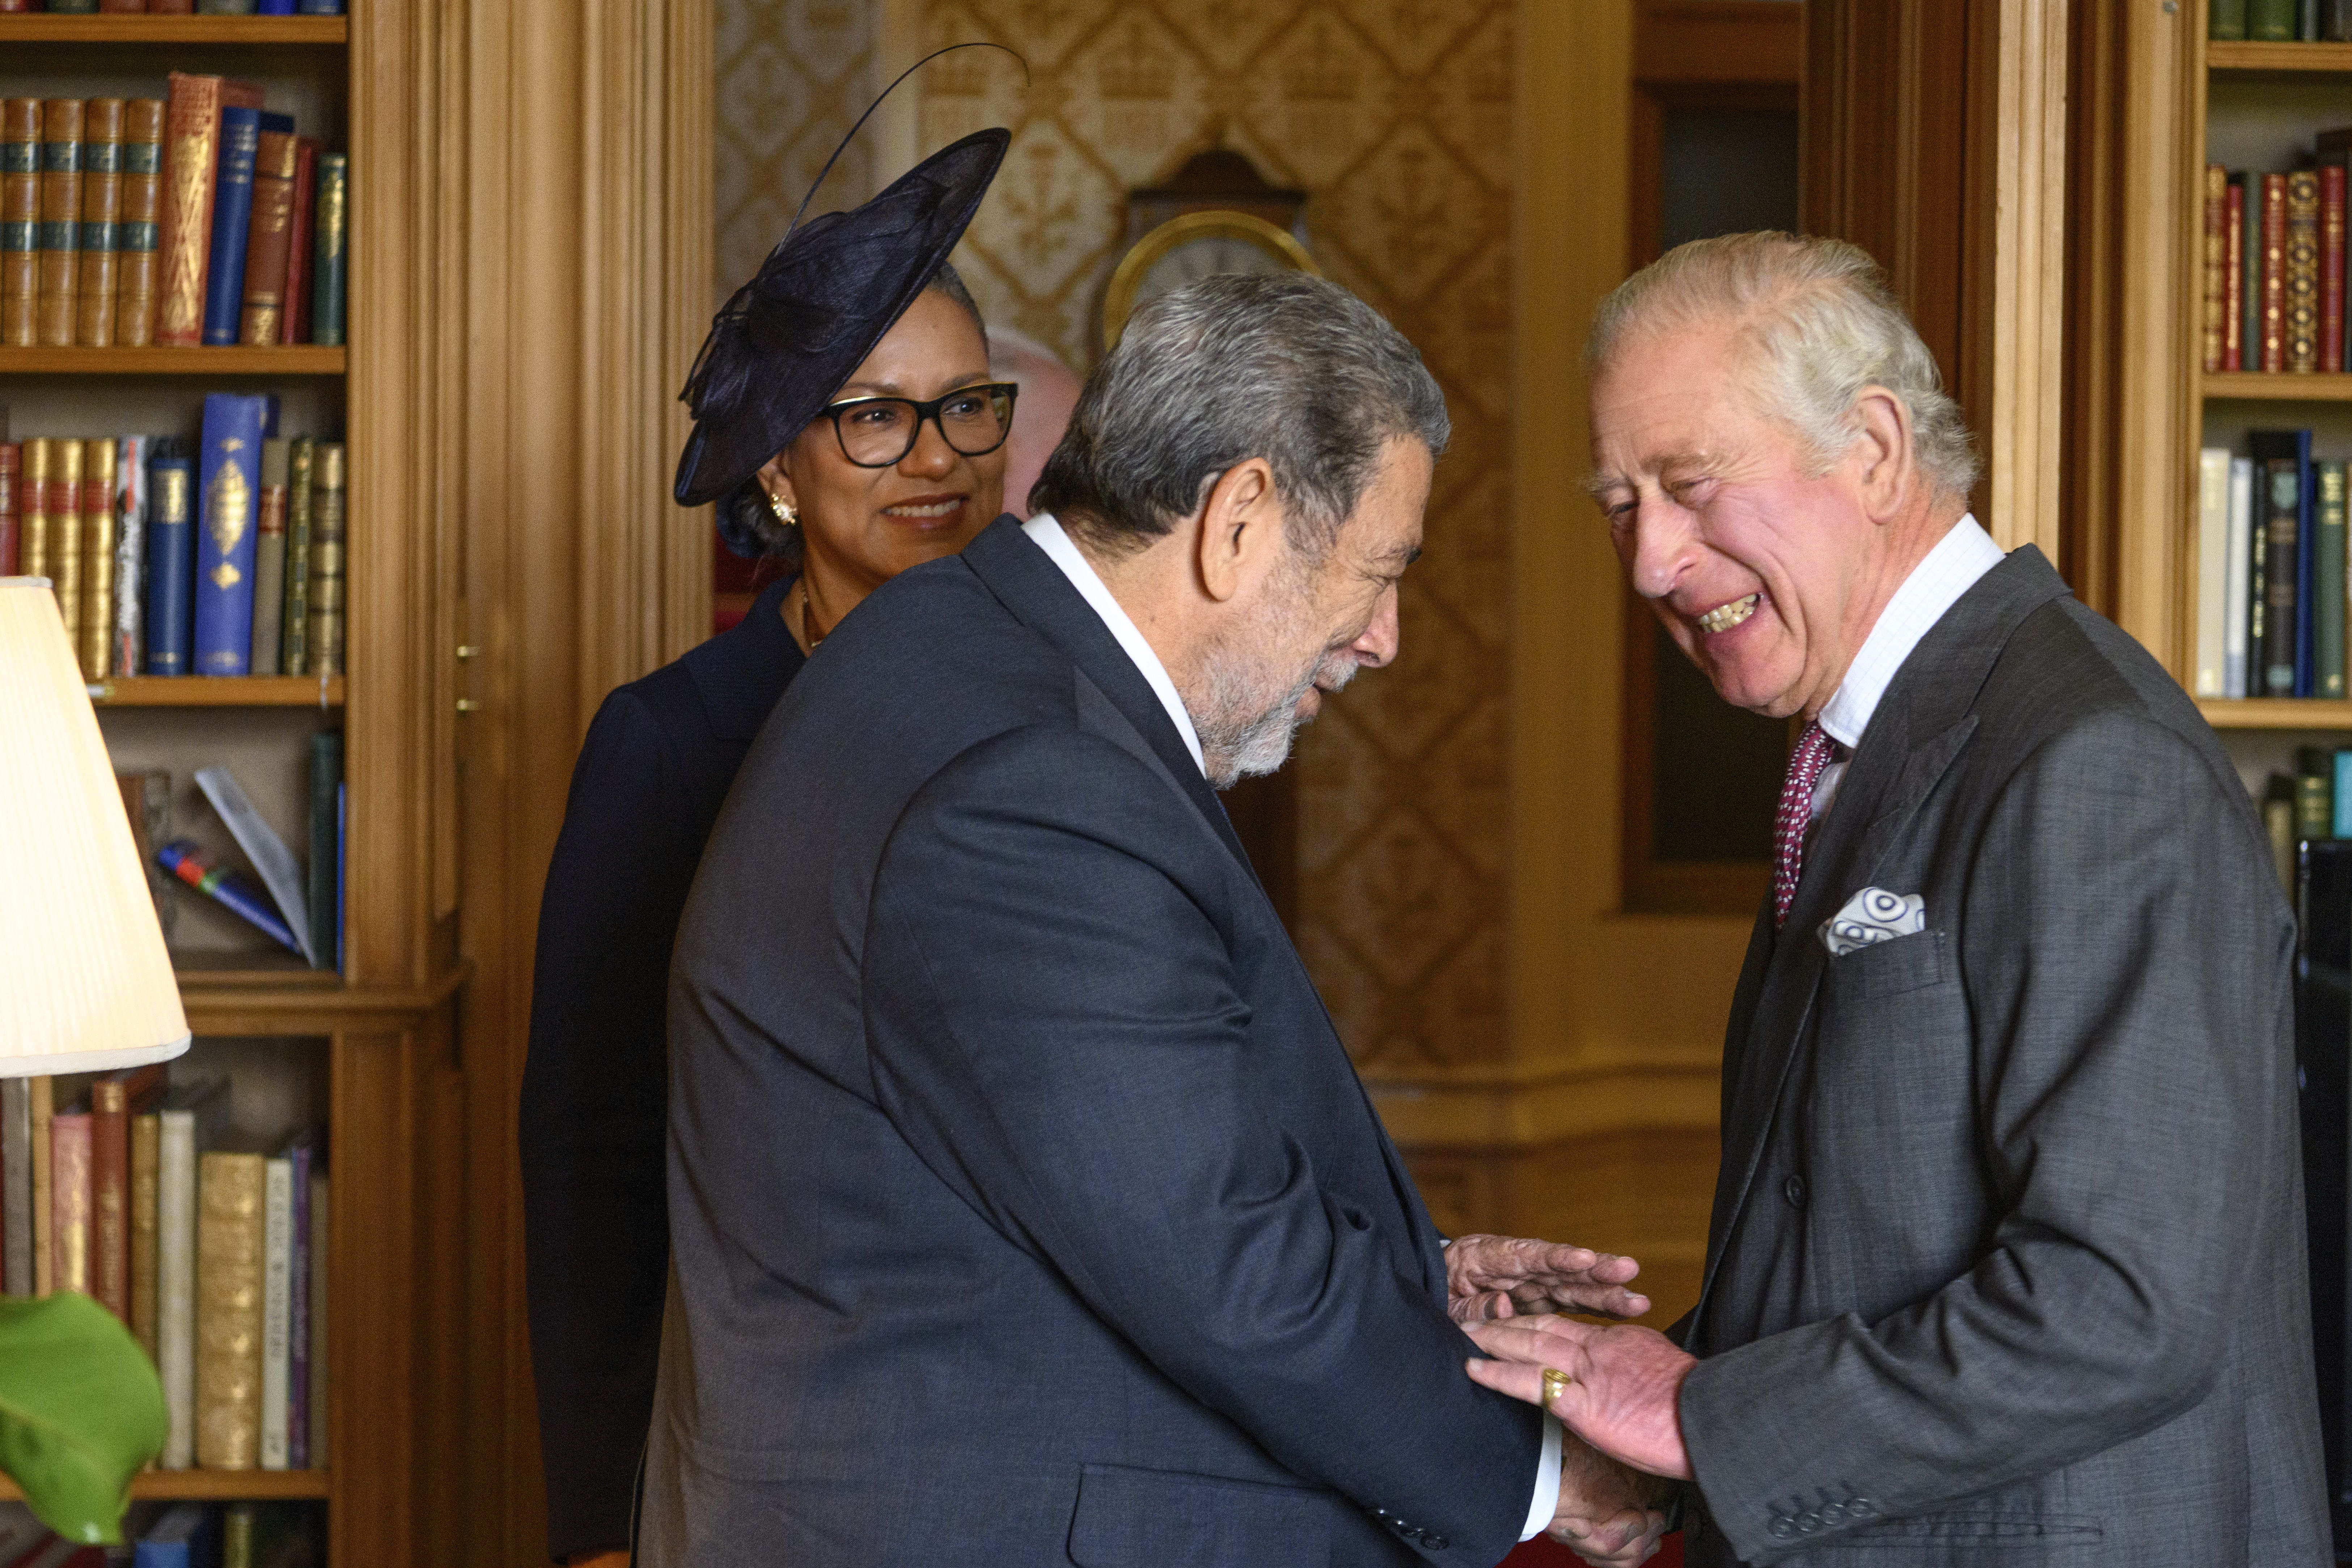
[1465, 1314, 1697, 1480]
[1445, 1235, 1650, 1326]
[1552, 1433, 1672, 1568]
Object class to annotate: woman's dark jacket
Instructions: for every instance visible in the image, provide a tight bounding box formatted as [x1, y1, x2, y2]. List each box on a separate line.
[519, 575, 803, 1560]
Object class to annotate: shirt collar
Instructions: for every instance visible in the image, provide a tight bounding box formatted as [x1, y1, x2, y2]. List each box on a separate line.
[1023, 512, 1207, 776]
[1815, 513, 2006, 751]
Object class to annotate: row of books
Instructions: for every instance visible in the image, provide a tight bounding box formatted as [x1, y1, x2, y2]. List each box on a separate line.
[2, 1068, 328, 1472]
[2, 81, 348, 350]
[2210, 0, 2352, 38]
[0, 1501, 323, 1568]
[2258, 747, 2352, 889]
[2198, 153, 2352, 376]
[118, 751, 343, 968]
[2192, 434, 2349, 698]
[0, 403, 349, 680]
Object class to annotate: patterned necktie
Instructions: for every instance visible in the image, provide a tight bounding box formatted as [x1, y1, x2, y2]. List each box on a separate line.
[1772, 721, 1836, 928]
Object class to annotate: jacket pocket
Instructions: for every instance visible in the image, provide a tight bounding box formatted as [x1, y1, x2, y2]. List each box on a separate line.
[1067, 1463, 1334, 1567]
[1825, 927, 1948, 999]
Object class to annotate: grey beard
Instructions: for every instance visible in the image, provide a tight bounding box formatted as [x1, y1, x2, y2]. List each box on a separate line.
[1193, 645, 1357, 791]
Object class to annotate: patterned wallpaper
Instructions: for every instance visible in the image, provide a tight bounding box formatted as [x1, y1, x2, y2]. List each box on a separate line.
[712, 0, 1515, 1073]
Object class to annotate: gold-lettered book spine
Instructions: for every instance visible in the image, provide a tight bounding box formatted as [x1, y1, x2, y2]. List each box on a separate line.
[305, 441, 345, 678]
[155, 73, 225, 350]
[50, 438, 84, 662]
[75, 97, 123, 348]
[36, 98, 83, 350]
[80, 437, 118, 680]
[195, 1150, 266, 1470]
[29, 1075, 52, 1298]
[1, 100, 37, 348]
[132, 1112, 161, 1361]
[115, 98, 165, 348]
[18, 436, 50, 584]
[281, 436, 314, 675]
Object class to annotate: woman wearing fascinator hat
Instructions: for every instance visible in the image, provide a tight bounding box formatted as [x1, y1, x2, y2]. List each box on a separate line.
[516, 121, 1012, 1568]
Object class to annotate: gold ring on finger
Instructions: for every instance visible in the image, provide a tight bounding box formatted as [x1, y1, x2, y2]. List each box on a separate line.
[1541, 1366, 1572, 1404]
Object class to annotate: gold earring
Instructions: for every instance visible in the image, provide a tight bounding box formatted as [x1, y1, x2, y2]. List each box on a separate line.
[767, 490, 799, 528]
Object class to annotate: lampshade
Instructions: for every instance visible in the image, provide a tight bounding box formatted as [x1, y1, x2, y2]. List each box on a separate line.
[0, 579, 189, 1077]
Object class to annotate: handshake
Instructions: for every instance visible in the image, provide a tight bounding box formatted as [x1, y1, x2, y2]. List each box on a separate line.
[1444, 1236, 1701, 1568]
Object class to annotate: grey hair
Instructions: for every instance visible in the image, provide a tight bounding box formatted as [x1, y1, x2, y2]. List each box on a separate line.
[1031, 272, 1448, 559]
[715, 259, 988, 561]
[1587, 232, 1979, 502]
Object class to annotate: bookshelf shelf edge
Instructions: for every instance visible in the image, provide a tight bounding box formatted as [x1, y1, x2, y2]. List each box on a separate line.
[0, 16, 346, 44]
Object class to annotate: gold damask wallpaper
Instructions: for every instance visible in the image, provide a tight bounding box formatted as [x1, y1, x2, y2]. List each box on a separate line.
[712, 0, 1516, 1078]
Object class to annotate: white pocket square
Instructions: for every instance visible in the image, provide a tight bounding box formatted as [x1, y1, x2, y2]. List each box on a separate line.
[1819, 887, 1926, 956]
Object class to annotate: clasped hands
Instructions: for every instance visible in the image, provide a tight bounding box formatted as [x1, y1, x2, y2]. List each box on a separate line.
[1446, 1236, 1697, 1568]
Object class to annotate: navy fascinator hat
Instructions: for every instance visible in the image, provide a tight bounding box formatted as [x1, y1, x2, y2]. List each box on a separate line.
[673, 125, 1011, 510]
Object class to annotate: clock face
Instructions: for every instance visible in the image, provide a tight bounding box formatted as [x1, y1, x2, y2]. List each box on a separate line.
[1130, 232, 1297, 313]
[1102, 209, 1319, 351]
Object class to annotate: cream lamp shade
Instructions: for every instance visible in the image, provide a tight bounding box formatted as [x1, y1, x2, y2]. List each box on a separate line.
[0, 578, 189, 1077]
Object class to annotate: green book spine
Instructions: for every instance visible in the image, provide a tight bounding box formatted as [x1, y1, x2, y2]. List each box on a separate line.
[2245, 170, 2265, 375]
[2213, 0, 2249, 37]
[307, 730, 341, 971]
[194, 0, 261, 12]
[280, 437, 314, 676]
[42, 0, 101, 11]
[308, 154, 346, 347]
[2251, 0, 2299, 38]
[2321, 461, 2347, 698]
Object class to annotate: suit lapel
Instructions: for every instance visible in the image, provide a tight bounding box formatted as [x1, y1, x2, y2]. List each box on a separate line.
[1688, 546, 2073, 1335]
[961, 517, 1253, 869]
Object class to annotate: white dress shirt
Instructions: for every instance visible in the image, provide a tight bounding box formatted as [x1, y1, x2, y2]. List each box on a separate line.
[1024, 512, 1564, 1539]
[1810, 514, 2006, 822]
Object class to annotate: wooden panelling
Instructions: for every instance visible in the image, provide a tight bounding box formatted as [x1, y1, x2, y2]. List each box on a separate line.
[1635, 0, 1803, 86]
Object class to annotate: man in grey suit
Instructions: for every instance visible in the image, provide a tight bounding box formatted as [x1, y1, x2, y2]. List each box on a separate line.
[1465, 233, 2330, 1565]
[640, 274, 1673, 1566]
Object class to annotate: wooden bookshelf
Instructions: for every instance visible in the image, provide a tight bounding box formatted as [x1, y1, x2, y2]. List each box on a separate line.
[0, 346, 346, 375]
[2203, 371, 2352, 401]
[0, 16, 346, 45]
[89, 675, 346, 708]
[0, 8, 471, 1561]
[0, 1470, 331, 1504]
[2205, 40, 2352, 72]
[2199, 698, 2352, 728]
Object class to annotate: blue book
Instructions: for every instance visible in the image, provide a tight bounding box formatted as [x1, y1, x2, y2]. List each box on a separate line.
[258, 0, 298, 11]
[2335, 752, 2352, 840]
[191, 394, 271, 675]
[296, 0, 346, 10]
[143, 441, 196, 676]
[132, 1502, 209, 1568]
[198, 109, 293, 346]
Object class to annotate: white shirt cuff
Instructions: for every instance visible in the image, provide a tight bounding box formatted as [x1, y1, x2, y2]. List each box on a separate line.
[1521, 1415, 1563, 1540]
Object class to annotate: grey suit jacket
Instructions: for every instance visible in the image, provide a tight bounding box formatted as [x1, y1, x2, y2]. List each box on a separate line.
[1676, 546, 2330, 1567]
[636, 517, 1543, 1568]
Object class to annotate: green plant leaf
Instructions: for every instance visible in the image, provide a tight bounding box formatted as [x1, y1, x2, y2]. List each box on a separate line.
[0, 1292, 167, 1544]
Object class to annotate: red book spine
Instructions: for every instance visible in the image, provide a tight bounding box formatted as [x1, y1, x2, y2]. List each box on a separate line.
[2326, 165, 2346, 374]
[99, 0, 151, 13]
[0, 443, 16, 577]
[2263, 172, 2290, 374]
[2226, 180, 2247, 371]
[0, 2, 31, 13]
[151, 0, 195, 12]
[91, 1079, 129, 1323]
[153, 73, 223, 349]
[281, 138, 317, 345]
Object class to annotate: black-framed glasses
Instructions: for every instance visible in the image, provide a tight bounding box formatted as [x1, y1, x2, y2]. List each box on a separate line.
[819, 382, 1020, 468]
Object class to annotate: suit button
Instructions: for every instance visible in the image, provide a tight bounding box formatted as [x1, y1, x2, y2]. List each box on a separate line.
[1425, 1535, 1448, 1550]
[1850, 1498, 1876, 1518]
[1798, 1512, 1822, 1532]
[1783, 1175, 1807, 1207]
[1768, 1518, 1796, 1539]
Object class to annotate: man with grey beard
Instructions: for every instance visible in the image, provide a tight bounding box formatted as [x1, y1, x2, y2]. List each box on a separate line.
[642, 273, 1673, 1567]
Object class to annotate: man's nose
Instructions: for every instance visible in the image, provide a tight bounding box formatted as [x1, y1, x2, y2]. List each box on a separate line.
[1626, 504, 1700, 601]
[1352, 585, 1401, 669]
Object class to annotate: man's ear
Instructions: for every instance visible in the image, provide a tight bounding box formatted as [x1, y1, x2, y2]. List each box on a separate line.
[1195, 457, 1280, 604]
[1850, 386, 1915, 524]
[756, 452, 799, 516]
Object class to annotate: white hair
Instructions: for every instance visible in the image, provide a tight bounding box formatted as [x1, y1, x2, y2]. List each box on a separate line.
[1587, 232, 1979, 502]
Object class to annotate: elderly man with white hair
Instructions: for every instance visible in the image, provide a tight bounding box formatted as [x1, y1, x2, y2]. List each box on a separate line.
[1464, 232, 2329, 1567]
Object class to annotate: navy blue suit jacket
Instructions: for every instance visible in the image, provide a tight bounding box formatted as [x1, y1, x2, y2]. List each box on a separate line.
[640, 517, 1541, 1568]
[519, 574, 803, 1560]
